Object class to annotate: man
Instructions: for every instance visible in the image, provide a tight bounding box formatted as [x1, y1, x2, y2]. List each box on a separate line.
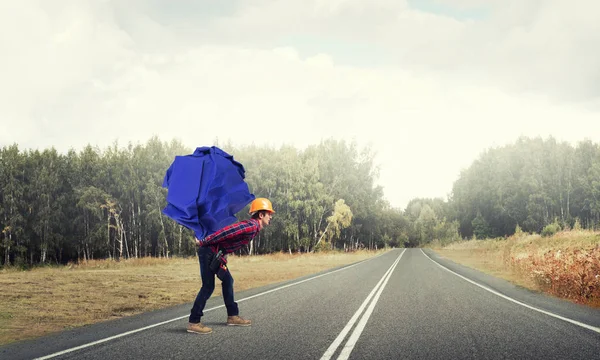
[187, 197, 275, 335]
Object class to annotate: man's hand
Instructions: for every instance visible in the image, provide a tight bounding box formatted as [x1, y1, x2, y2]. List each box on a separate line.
[195, 237, 204, 247]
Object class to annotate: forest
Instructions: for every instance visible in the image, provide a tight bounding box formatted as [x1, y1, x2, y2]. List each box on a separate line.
[1, 135, 599, 267]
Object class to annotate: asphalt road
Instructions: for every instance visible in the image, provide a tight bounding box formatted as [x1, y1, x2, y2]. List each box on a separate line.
[2, 248, 600, 360]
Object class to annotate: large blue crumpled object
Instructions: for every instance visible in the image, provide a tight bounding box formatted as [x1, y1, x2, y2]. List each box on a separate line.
[162, 146, 255, 239]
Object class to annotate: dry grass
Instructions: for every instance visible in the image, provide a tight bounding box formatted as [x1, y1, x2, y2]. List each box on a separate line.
[0, 249, 386, 346]
[431, 230, 600, 307]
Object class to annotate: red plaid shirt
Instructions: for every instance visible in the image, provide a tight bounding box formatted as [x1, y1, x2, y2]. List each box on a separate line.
[199, 219, 260, 257]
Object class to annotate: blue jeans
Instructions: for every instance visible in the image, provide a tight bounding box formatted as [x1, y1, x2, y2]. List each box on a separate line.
[189, 246, 238, 323]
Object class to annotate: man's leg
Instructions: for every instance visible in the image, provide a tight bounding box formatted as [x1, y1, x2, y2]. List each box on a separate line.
[222, 266, 251, 326]
[188, 246, 215, 334]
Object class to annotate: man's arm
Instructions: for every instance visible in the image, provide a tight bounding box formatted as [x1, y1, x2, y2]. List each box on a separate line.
[197, 221, 256, 247]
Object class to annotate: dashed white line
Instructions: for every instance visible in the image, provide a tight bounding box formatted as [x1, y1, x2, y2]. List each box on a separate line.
[420, 249, 600, 334]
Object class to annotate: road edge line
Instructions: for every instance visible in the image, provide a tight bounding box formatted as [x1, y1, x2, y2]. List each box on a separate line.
[420, 249, 600, 334]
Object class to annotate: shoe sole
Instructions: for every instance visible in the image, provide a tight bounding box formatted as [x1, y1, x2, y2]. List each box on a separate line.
[227, 323, 251, 327]
[187, 329, 212, 334]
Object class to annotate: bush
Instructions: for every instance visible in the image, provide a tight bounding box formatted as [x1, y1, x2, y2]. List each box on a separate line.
[313, 241, 332, 252]
[514, 224, 524, 236]
[573, 218, 582, 231]
[512, 247, 600, 305]
[541, 222, 560, 237]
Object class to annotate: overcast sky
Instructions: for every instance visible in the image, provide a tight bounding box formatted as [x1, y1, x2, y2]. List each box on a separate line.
[2, 0, 600, 209]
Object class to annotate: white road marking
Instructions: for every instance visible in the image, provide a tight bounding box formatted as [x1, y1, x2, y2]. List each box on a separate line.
[34, 251, 388, 360]
[336, 250, 404, 360]
[320, 249, 405, 360]
[420, 249, 600, 334]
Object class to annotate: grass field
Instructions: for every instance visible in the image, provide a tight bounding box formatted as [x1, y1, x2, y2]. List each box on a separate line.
[0, 249, 385, 346]
[431, 230, 600, 309]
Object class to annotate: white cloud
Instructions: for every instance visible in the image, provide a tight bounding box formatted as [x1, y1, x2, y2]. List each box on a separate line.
[1, 0, 599, 209]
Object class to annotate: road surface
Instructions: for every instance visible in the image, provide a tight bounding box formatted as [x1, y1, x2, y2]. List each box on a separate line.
[2, 248, 599, 359]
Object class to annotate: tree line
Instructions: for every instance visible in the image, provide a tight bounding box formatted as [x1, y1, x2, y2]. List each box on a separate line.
[1, 135, 598, 267]
[450, 136, 600, 238]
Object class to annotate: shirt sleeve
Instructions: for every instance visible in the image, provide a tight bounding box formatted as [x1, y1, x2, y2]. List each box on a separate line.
[200, 221, 256, 247]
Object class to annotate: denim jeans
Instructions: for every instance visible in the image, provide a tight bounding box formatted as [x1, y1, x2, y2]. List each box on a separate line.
[189, 246, 238, 323]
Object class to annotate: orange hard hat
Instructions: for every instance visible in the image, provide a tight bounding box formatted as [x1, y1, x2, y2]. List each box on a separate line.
[249, 198, 275, 214]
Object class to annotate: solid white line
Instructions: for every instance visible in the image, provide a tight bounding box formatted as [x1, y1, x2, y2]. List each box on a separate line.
[420, 249, 600, 334]
[34, 315, 191, 360]
[336, 249, 404, 360]
[320, 249, 405, 360]
[34, 251, 389, 360]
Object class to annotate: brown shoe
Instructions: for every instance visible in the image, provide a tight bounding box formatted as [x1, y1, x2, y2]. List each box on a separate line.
[187, 322, 212, 334]
[227, 315, 251, 326]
